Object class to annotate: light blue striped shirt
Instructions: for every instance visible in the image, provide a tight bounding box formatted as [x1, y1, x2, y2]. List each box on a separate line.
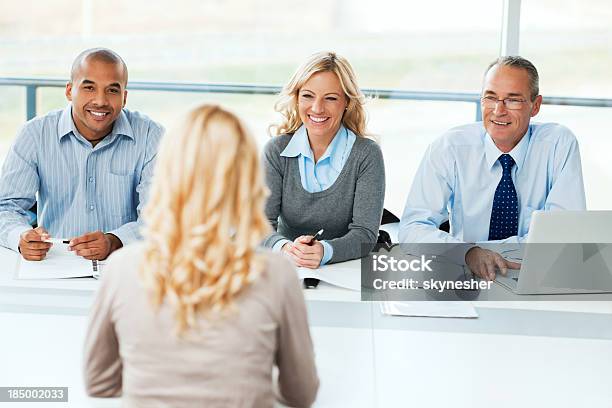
[0, 105, 163, 252]
[399, 122, 586, 244]
[273, 125, 356, 265]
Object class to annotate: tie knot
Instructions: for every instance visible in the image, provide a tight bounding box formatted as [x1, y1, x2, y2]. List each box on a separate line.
[498, 154, 515, 172]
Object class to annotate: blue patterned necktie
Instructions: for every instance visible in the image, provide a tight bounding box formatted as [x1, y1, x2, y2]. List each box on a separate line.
[488, 154, 518, 240]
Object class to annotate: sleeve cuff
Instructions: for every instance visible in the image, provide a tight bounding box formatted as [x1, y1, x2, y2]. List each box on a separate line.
[7, 225, 32, 252]
[273, 239, 291, 252]
[108, 222, 140, 247]
[320, 240, 333, 265]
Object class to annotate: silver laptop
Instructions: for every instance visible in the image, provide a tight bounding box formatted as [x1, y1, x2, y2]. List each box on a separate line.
[495, 210, 612, 294]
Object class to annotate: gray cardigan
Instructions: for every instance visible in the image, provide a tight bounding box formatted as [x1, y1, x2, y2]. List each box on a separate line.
[262, 134, 385, 264]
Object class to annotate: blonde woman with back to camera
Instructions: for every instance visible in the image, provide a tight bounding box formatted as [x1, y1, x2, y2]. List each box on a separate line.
[263, 51, 386, 268]
[83, 105, 319, 407]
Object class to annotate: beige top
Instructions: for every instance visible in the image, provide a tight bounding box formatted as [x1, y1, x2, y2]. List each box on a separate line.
[84, 243, 319, 408]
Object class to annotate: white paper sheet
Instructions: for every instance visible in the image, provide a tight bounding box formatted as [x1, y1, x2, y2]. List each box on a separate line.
[380, 301, 479, 318]
[297, 259, 361, 291]
[17, 243, 96, 279]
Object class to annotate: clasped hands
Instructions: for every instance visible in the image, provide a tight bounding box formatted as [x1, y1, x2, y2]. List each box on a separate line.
[19, 227, 122, 261]
[281, 235, 324, 269]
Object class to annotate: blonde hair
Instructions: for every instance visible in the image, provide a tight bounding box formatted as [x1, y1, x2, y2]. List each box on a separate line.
[140, 104, 271, 334]
[272, 51, 368, 137]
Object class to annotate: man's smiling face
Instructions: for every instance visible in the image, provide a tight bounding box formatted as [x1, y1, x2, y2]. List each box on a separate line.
[65, 57, 127, 142]
[481, 64, 542, 152]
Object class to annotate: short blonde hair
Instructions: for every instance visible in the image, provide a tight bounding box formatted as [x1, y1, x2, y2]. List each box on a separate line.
[140, 104, 270, 334]
[272, 51, 368, 137]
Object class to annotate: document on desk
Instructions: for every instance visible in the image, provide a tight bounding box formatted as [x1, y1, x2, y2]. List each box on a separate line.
[380, 301, 479, 318]
[16, 243, 98, 280]
[297, 259, 361, 291]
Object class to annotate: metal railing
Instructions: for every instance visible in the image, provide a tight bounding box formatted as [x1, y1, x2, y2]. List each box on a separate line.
[1, 77, 611, 122]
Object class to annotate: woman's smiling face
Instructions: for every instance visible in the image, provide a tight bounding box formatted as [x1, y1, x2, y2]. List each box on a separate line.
[297, 71, 348, 141]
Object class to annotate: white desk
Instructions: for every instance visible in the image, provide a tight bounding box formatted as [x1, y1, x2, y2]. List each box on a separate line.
[1, 247, 612, 407]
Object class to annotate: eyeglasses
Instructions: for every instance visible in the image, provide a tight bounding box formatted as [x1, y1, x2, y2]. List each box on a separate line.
[481, 96, 528, 110]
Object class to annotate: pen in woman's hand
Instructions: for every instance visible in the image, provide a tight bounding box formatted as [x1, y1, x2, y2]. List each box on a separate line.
[307, 229, 324, 245]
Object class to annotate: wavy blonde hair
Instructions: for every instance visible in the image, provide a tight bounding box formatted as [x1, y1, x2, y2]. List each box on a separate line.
[271, 51, 368, 137]
[140, 104, 271, 334]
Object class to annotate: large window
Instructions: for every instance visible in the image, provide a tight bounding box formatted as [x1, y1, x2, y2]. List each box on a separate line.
[1, 0, 609, 211]
[521, 0, 612, 98]
[521, 0, 612, 209]
[0, 0, 502, 214]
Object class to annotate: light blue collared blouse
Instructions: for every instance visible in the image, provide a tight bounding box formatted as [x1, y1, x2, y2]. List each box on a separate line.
[0, 105, 163, 251]
[273, 125, 356, 265]
[399, 122, 586, 244]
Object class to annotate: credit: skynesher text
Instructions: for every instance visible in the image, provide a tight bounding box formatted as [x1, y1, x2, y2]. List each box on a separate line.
[372, 278, 492, 292]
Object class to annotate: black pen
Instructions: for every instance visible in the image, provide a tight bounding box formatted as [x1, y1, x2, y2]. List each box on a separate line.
[307, 229, 324, 245]
[303, 229, 324, 289]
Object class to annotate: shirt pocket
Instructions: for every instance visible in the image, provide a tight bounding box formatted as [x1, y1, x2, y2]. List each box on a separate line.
[104, 173, 136, 221]
[109, 140, 138, 176]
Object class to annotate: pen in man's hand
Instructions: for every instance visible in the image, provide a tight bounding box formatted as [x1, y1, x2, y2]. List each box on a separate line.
[43, 238, 71, 244]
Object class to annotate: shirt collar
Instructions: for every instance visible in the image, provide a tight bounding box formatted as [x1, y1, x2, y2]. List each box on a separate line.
[57, 106, 74, 140]
[280, 125, 312, 160]
[280, 125, 348, 171]
[58, 105, 135, 142]
[484, 125, 531, 170]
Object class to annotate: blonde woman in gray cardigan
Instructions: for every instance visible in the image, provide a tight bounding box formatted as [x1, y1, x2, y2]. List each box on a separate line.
[263, 52, 385, 267]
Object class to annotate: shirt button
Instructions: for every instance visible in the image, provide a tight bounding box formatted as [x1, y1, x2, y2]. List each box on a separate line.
[89, 177, 94, 182]
[89, 205, 95, 211]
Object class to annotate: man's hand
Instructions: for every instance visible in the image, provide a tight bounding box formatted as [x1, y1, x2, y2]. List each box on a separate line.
[69, 231, 122, 260]
[465, 247, 521, 281]
[281, 235, 324, 269]
[19, 227, 52, 261]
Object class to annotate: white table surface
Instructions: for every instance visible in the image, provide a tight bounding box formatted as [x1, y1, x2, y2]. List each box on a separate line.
[1, 246, 612, 407]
